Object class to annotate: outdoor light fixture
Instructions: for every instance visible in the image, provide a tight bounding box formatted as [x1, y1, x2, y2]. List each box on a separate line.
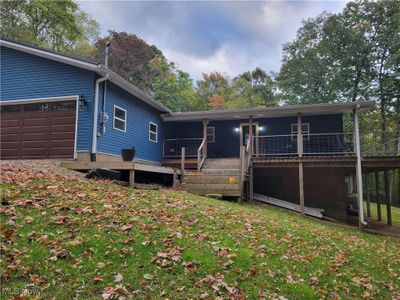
[78, 95, 87, 107]
[259, 126, 265, 132]
[234, 127, 240, 133]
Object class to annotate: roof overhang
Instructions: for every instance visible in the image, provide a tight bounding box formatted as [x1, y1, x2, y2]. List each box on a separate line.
[162, 101, 375, 122]
[0, 40, 171, 113]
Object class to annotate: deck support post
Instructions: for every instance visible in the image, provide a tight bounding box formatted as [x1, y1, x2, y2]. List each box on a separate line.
[249, 115, 253, 154]
[375, 172, 382, 221]
[384, 170, 392, 226]
[202, 119, 208, 159]
[249, 163, 254, 203]
[129, 169, 135, 188]
[172, 170, 179, 188]
[297, 113, 305, 216]
[353, 107, 366, 228]
[365, 173, 371, 220]
[180, 147, 185, 183]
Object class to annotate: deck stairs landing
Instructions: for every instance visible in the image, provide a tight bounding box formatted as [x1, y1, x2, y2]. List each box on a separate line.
[182, 158, 241, 197]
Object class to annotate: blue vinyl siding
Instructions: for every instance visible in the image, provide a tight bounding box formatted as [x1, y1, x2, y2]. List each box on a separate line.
[96, 82, 163, 163]
[0, 46, 96, 151]
[164, 114, 343, 158]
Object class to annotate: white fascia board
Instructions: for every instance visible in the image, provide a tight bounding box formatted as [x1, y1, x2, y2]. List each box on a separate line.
[97, 66, 171, 113]
[161, 101, 376, 122]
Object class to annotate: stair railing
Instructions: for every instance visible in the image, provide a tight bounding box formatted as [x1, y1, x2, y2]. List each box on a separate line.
[239, 139, 253, 202]
[197, 138, 206, 171]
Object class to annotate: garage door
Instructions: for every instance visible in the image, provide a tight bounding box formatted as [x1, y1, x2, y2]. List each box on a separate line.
[1, 100, 76, 159]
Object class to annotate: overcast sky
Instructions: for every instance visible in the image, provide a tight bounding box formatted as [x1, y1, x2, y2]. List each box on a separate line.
[79, 1, 348, 80]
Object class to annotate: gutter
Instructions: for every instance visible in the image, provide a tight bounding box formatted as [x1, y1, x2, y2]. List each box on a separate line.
[354, 104, 367, 226]
[91, 73, 109, 161]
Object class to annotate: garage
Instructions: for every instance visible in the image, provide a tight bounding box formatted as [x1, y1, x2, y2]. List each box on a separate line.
[1, 100, 77, 159]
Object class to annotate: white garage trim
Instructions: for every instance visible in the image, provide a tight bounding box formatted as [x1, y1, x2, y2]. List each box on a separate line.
[1, 95, 80, 159]
[0, 95, 79, 106]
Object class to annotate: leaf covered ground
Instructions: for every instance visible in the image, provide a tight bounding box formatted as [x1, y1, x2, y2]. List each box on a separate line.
[1, 162, 399, 299]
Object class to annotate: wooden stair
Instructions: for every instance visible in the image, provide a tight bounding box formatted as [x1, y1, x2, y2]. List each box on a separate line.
[182, 158, 241, 197]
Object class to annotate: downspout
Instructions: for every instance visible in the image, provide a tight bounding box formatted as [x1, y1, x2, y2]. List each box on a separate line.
[354, 104, 367, 227]
[91, 73, 109, 161]
[101, 42, 110, 134]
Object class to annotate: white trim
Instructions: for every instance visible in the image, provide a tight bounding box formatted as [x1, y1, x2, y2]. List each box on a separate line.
[74, 98, 79, 159]
[162, 100, 375, 122]
[0, 95, 79, 106]
[207, 126, 215, 143]
[149, 122, 158, 143]
[113, 105, 127, 132]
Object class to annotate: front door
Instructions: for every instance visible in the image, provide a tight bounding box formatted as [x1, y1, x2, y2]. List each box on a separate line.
[240, 123, 258, 148]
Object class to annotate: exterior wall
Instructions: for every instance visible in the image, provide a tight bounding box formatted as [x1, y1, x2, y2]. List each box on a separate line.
[164, 114, 344, 158]
[253, 166, 347, 220]
[96, 81, 163, 163]
[0, 46, 95, 151]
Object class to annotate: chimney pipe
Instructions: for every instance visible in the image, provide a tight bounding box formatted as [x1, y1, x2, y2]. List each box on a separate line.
[104, 42, 110, 67]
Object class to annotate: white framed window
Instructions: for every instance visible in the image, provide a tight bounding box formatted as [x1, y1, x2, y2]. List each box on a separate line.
[291, 123, 310, 140]
[149, 122, 158, 142]
[113, 105, 127, 132]
[207, 126, 215, 143]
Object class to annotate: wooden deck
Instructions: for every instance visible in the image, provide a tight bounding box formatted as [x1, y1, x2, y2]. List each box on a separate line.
[61, 161, 179, 188]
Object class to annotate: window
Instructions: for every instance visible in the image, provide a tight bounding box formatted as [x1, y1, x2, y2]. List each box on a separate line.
[52, 101, 75, 111]
[207, 126, 215, 143]
[149, 122, 158, 142]
[291, 123, 310, 140]
[24, 103, 49, 112]
[113, 105, 127, 132]
[1, 106, 21, 113]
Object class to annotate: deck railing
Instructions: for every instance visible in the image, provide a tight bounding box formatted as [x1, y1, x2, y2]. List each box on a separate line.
[303, 133, 354, 155]
[361, 132, 399, 156]
[163, 138, 202, 158]
[197, 138, 206, 171]
[254, 134, 298, 156]
[163, 132, 399, 159]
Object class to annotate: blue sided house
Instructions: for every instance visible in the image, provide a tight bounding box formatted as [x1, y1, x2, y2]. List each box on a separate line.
[1, 39, 398, 223]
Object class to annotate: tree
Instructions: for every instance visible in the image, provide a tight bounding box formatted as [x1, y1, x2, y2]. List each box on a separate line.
[196, 72, 232, 110]
[0, 0, 99, 52]
[231, 68, 277, 108]
[277, 13, 335, 104]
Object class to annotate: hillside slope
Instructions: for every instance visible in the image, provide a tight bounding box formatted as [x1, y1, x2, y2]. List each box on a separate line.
[1, 162, 399, 299]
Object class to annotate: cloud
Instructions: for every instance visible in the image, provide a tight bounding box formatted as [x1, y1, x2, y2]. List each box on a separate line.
[78, 1, 348, 80]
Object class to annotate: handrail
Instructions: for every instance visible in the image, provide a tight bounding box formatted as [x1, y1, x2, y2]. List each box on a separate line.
[197, 138, 206, 171]
[363, 137, 400, 156]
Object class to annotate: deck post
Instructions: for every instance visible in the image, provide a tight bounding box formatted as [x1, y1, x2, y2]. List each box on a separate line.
[375, 172, 382, 221]
[384, 170, 392, 226]
[202, 119, 208, 159]
[297, 113, 305, 216]
[249, 163, 254, 203]
[353, 107, 366, 228]
[180, 147, 185, 183]
[239, 145, 244, 203]
[249, 115, 253, 154]
[129, 169, 135, 188]
[365, 173, 371, 220]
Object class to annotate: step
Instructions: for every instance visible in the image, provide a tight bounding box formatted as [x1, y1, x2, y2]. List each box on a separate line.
[188, 190, 241, 197]
[183, 175, 240, 184]
[203, 164, 240, 170]
[182, 183, 240, 191]
[202, 169, 240, 175]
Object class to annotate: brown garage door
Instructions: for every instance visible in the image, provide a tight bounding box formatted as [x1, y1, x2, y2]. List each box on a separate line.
[1, 101, 76, 159]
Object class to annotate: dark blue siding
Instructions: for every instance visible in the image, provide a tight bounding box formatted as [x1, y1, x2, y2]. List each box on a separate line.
[164, 114, 343, 158]
[0, 46, 95, 151]
[97, 82, 163, 163]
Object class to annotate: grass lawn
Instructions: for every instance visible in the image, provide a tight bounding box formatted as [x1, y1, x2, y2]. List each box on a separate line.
[364, 201, 400, 228]
[1, 162, 399, 299]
